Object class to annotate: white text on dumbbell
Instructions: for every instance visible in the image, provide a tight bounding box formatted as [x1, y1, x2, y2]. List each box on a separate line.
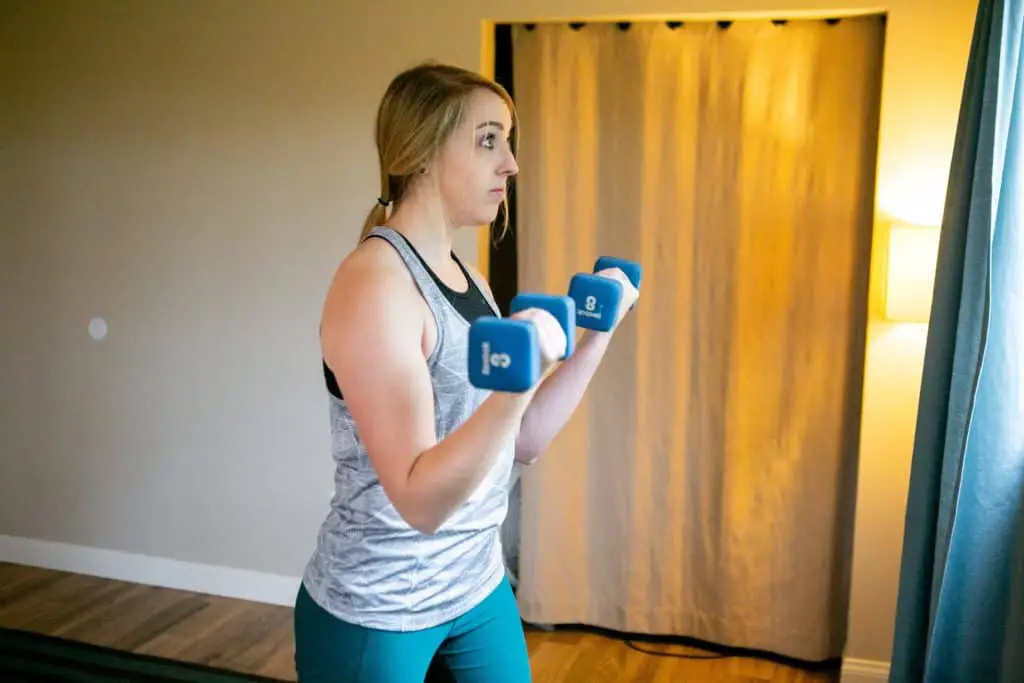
[479, 342, 512, 375]
[577, 295, 605, 320]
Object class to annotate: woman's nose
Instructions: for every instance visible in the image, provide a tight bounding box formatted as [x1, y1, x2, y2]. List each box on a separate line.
[500, 152, 519, 176]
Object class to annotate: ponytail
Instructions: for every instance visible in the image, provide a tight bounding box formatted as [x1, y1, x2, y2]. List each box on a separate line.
[359, 200, 388, 242]
[359, 160, 394, 243]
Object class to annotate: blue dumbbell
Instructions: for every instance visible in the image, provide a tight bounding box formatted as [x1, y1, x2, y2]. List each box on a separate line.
[568, 257, 643, 332]
[467, 294, 575, 392]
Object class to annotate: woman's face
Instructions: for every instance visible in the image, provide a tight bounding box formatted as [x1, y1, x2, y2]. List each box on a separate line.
[433, 88, 518, 228]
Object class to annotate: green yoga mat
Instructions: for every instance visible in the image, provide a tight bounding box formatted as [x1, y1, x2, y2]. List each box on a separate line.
[0, 627, 289, 682]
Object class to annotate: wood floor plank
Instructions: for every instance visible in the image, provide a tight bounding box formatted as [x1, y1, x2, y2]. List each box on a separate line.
[0, 562, 839, 683]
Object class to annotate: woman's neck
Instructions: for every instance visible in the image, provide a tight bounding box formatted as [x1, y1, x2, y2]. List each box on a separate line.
[386, 193, 456, 269]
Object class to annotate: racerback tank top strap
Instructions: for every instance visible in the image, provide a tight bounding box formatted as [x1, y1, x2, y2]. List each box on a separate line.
[362, 225, 490, 363]
[365, 224, 450, 298]
[365, 225, 453, 363]
[363, 225, 444, 298]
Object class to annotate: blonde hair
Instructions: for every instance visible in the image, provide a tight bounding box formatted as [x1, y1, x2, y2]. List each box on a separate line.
[359, 61, 518, 242]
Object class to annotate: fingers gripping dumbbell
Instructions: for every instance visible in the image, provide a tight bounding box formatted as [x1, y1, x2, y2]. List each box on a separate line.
[509, 293, 577, 359]
[467, 294, 575, 392]
[595, 256, 643, 292]
[568, 256, 643, 332]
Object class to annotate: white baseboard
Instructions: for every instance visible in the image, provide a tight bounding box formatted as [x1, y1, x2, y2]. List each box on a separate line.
[0, 535, 301, 607]
[0, 533, 897, 681]
[841, 658, 890, 682]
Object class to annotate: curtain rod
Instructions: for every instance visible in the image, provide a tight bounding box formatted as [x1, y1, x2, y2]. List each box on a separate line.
[509, 15, 885, 32]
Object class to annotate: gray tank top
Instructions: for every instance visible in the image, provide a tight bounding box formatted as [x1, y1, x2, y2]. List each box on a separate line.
[301, 226, 517, 631]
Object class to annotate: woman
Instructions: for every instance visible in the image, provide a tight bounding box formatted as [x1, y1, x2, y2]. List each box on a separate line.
[294, 61, 639, 683]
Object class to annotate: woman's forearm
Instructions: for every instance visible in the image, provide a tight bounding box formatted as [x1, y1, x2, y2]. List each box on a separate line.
[405, 390, 535, 533]
[513, 329, 613, 464]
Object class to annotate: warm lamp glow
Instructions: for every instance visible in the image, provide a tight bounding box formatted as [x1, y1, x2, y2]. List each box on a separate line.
[885, 223, 941, 323]
[876, 161, 951, 228]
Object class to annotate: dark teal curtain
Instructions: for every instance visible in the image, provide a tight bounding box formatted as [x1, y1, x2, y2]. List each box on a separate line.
[889, 0, 1024, 680]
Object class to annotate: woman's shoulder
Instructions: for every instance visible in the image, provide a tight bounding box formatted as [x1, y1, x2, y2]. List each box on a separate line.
[322, 240, 422, 334]
[332, 238, 415, 299]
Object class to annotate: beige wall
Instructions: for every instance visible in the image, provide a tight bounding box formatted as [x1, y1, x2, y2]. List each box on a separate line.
[0, 0, 975, 668]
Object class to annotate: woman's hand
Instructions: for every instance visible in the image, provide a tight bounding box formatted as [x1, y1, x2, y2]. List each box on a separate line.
[593, 267, 640, 331]
[509, 307, 568, 374]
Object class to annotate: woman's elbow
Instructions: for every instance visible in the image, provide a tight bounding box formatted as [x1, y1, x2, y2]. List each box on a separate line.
[409, 516, 443, 536]
[514, 444, 541, 465]
[394, 499, 446, 536]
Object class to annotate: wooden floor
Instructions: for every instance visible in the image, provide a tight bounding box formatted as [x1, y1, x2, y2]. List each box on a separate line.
[0, 563, 838, 682]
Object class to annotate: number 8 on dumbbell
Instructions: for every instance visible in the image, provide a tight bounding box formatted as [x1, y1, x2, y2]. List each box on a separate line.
[488, 349, 511, 369]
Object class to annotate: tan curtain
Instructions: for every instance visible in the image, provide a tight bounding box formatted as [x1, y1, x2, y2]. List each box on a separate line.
[509, 16, 885, 662]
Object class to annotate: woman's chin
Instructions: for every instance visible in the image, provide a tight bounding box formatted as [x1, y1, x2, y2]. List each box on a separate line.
[461, 210, 500, 227]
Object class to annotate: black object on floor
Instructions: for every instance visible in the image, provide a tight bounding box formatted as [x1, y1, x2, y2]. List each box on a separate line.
[0, 626, 289, 682]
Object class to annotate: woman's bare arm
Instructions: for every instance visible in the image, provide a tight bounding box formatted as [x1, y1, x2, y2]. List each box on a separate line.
[322, 247, 557, 534]
[508, 268, 640, 464]
[462, 263, 639, 466]
[513, 329, 612, 464]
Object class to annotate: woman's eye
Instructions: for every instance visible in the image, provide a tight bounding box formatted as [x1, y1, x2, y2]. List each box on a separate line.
[481, 132, 497, 149]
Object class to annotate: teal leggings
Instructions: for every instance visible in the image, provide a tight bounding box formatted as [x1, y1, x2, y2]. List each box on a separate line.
[293, 578, 532, 683]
